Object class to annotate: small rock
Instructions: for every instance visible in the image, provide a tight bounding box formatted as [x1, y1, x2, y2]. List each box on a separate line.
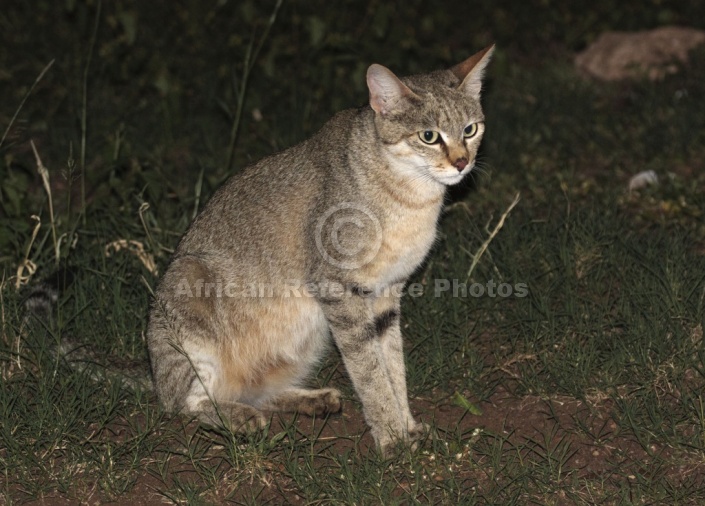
[628, 170, 659, 192]
[575, 26, 705, 81]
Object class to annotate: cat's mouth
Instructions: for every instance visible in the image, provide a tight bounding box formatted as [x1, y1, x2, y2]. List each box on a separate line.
[435, 163, 473, 185]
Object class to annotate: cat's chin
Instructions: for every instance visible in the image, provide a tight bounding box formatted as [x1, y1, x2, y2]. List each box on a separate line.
[435, 170, 470, 186]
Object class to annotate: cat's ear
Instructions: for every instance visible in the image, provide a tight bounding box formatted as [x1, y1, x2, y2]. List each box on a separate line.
[366, 64, 418, 116]
[451, 44, 495, 99]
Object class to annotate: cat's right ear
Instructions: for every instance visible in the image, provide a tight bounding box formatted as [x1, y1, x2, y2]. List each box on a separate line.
[366, 64, 418, 117]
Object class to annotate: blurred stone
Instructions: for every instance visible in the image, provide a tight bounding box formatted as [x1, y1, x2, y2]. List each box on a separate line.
[575, 26, 705, 81]
[627, 170, 658, 192]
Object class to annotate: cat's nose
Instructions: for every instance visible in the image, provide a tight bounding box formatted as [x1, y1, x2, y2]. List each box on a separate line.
[453, 158, 468, 172]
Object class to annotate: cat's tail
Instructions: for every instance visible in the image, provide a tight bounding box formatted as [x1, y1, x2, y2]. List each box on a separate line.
[22, 267, 153, 391]
[22, 267, 74, 326]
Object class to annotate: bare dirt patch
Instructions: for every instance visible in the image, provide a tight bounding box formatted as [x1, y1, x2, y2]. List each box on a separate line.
[16, 382, 705, 505]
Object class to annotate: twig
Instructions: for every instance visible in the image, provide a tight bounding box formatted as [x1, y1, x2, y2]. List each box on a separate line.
[30, 140, 59, 266]
[192, 166, 204, 220]
[225, 0, 283, 173]
[466, 192, 520, 281]
[0, 271, 8, 377]
[138, 202, 158, 258]
[0, 59, 55, 151]
[15, 215, 41, 290]
[80, 0, 102, 223]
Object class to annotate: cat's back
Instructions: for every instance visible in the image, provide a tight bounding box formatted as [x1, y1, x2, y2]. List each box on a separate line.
[175, 106, 366, 261]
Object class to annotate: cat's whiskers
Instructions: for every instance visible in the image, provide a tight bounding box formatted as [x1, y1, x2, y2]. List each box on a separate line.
[473, 160, 491, 179]
[406, 170, 438, 193]
[392, 162, 437, 189]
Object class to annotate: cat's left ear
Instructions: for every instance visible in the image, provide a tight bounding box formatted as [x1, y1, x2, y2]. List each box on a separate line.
[451, 44, 495, 99]
[367, 64, 419, 117]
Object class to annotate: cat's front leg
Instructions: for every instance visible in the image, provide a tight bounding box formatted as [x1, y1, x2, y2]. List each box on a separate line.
[319, 291, 408, 454]
[379, 309, 426, 439]
[373, 288, 422, 438]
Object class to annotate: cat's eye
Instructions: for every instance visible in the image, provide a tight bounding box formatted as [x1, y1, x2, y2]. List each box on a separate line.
[419, 130, 440, 144]
[463, 123, 479, 138]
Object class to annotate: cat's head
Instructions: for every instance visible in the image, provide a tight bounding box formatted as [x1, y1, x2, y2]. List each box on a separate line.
[366, 45, 494, 186]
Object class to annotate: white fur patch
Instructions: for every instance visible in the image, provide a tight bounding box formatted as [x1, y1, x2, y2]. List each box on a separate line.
[183, 347, 219, 411]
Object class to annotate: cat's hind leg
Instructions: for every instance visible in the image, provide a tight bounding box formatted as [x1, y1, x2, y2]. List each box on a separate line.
[168, 349, 269, 432]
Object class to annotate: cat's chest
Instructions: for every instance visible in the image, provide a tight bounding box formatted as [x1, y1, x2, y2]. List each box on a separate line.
[369, 205, 441, 285]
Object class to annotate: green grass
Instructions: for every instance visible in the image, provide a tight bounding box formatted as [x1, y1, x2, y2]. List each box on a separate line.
[2, 0, 705, 504]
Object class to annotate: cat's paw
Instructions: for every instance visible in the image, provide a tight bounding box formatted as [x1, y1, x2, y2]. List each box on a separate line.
[376, 419, 430, 457]
[225, 405, 268, 433]
[375, 428, 411, 458]
[408, 419, 431, 452]
[377, 433, 399, 459]
[196, 401, 268, 433]
[408, 419, 430, 440]
[299, 387, 342, 416]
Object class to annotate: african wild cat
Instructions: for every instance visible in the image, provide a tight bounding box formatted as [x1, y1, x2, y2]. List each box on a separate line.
[147, 45, 494, 455]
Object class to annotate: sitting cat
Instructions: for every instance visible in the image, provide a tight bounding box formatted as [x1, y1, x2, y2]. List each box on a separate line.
[147, 45, 494, 455]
